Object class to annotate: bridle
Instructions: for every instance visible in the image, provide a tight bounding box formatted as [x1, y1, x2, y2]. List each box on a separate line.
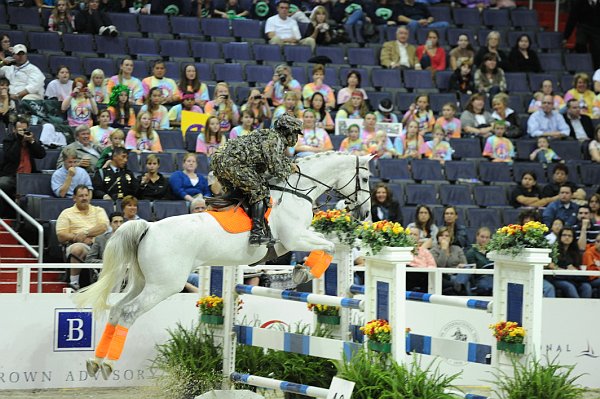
[270, 156, 371, 217]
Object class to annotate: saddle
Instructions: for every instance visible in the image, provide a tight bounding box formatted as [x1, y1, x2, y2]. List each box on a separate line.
[205, 192, 272, 234]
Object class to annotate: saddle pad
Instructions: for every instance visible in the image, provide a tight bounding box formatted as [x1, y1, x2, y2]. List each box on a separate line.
[207, 206, 271, 234]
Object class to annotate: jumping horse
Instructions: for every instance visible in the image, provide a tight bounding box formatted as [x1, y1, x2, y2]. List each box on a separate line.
[74, 152, 373, 379]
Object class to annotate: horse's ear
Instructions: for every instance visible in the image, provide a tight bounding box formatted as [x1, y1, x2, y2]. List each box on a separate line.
[359, 154, 376, 163]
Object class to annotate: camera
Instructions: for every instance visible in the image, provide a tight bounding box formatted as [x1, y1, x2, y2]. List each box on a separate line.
[253, 95, 262, 100]
[279, 74, 287, 83]
[221, 94, 229, 100]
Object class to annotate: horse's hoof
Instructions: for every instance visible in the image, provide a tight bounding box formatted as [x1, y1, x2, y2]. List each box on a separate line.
[100, 362, 113, 380]
[86, 359, 100, 378]
[292, 265, 313, 285]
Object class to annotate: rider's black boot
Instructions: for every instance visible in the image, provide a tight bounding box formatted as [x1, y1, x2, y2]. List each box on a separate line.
[249, 200, 277, 246]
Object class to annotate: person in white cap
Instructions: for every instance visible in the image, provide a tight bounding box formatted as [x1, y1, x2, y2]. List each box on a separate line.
[0, 44, 45, 101]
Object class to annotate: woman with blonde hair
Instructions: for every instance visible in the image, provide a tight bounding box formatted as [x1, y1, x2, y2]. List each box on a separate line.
[564, 73, 597, 119]
[306, 5, 332, 46]
[272, 91, 303, 122]
[88, 69, 109, 104]
[204, 82, 240, 134]
[125, 111, 163, 153]
[196, 115, 226, 156]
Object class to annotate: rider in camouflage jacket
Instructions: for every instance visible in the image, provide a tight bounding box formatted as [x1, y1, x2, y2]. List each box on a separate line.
[210, 114, 302, 246]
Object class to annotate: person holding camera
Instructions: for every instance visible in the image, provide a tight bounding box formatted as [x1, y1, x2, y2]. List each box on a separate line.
[263, 64, 301, 107]
[205, 82, 240, 135]
[240, 88, 272, 130]
[0, 44, 45, 101]
[0, 116, 46, 217]
[305, 6, 332, 46]
[61, 76, 98, 128]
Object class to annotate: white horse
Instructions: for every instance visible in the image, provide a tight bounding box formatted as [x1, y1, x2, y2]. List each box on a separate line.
[75, 152, 373, 379]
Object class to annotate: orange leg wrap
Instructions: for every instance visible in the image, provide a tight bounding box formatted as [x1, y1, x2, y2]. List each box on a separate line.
[107, 325, 129, 361]
[304, 250, 333, 279]
[95, 323, 116, 359]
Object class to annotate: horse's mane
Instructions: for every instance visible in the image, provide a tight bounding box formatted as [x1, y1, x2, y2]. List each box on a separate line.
[295, 151, 347, 165]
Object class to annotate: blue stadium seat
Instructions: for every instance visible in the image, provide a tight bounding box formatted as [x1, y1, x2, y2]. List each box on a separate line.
[371, 69, 402, 90]
[551, 140, 582, 160]
[450, 138, 482, 159]
[214, 63, 244, 83]
[200, 18, 232, 38]
[444, 160, 479, 181]
[107, 12, 139, 33]
[235, 86, 251, 104]
[139, 14, 171, 36]
[482, 9, 510, 29]
[48, 55, 83, 76]
[127, 152, 141, 174]
[160, 39, 191, 59]
[7, 6, 41, 27]
[223, 42, 253, 62]
[245, 65, 274, 85]
[291, 66, 307, 85]
[452, 7, 481, 27]
[63, 33, 95, 55]
[347, 48, 378, 67]
[580, 164, 600, 186]
[195, 63, 213, 82]
[185, 132, 199, 152]
[157, 130, 185, 152]
[95, 36, 128, 55]
[27, 31, 62, 53]
[170, 16, 202, 37]
[501, 207, 522, 225]
[231, 19, 263, 39]
[406, 183, 438, 205]
[16, 173, 53, 197]
[468, 208, 502, 230]
[324, 66, 340, 87]
[253, 44, 283, 63]
[510, 8, 539, 30]
[429, 93, 456, 113]
[191, 41, 222, 60]
[429, 6, 452, 25]
[505, 72, 529, 93]
[439, 184, 474, 206]
[395, 92, 416, 112]
[403, 70, 435, 91]
[91, 199, 115, 218]
[536, 31, 563, 52]
[564, 54, 593, 74]
[37, 150, 61, 171]
[512, 162, 547, 184]
[284, 46, 313, 63]
[127, 37, 159, 57]
[330, 135, 345, 151]
[528, 73, 559, 92]
[537, 53, 563, 73]
[316, 46, 345, 65]
[163, 61, 181, 80]
[377, 159, 411, 181]
[411, 159, 445, 181]
[153, 201, 189, 220]
[434, 70, 453, 92]
[473, 185, 508, 207]
[402, 206, 417, 225]
[39, 197, 73, 221]
[478, 162, 512, 183]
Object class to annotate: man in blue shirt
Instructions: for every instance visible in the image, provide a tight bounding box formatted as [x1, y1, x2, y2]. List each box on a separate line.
[51, 148, 93, 198]
[542, 184, 579, 228]
[527, 94, 570, 139]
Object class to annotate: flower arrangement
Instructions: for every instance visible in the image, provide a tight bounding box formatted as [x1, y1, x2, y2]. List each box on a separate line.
[361, 319, 392, 343]
[487, 221, 557, 260]
[311, 209, 360, 246]
[196, 295, 224, 316]
[307, 303, 339, 316]
[489, 321, 526, 344]
[356, 220, 416, 255]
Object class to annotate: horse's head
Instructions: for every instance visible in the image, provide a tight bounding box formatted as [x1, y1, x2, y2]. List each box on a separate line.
[333, 154, 374, 221]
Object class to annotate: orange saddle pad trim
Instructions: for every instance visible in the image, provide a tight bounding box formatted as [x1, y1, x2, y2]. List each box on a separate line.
[207, 205, 271, 234]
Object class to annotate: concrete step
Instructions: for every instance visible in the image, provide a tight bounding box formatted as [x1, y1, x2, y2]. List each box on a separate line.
[0, 269, 65, 282]
[0, 281, 68, 293]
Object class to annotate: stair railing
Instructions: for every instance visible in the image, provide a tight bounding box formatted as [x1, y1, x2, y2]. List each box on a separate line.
[0, 189, 44, 293]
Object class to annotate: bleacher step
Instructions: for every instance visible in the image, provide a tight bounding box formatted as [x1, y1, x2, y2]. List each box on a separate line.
[0, 282, 69, 293]
[0, 269, 65, 282]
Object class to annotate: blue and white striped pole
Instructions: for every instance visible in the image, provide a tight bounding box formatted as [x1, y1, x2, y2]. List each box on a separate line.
[231, 372, 329, 398]
[405, 291, 492, 312]
[235, 284, 364, 310]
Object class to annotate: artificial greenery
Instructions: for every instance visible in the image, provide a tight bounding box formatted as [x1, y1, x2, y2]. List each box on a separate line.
[487, 221, 558, 261]
[311, 209, 360, 246]
[307, 302, 340, 316]
[356, 220, 416, 255]
[337, 349, 462, 399]
[491, 354, 585, 399]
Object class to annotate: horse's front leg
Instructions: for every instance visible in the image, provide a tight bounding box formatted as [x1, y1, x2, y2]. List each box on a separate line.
[279, 229, 337, 284]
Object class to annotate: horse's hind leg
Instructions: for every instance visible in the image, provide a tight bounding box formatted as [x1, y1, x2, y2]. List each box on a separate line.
[99, 283, 181, 379]
[86, 277, 146, 378]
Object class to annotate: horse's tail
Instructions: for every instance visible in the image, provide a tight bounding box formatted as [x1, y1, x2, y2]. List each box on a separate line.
[74, 220, 149, 314]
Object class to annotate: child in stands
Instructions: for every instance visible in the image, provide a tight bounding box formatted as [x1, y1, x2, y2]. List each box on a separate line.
[529, 136, 560, 164]
[402, 94, 435, 139]
[482, 120, 514, 163]
[140, 86, 170, 129]
[168, 91, 203, 128]
[420, 125, 454, 164]
[435, 102, 461, 139]
[90, 109, 114, 147]
[395, 120, 423, 159]
[339, 123, 367, 155]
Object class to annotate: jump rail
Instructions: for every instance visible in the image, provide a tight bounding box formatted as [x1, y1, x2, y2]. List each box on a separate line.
[230, 372, 329, 398]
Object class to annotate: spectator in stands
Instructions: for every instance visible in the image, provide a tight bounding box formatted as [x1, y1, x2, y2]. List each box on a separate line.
[416, 30, 446, 72]
[563, 0, 600, 71]
[137, 154, 170, 200]
[295, 109, 333, 157]
[442, 205, 468, 248]
[45, 66, 73, 101]
[0, 116, 45, 216]
[529, 136, 560, 164]
[121, 195, 144, 222]
[460, 93, 493, 138]
[510, 171, 552, 208]
[518, 208, 541, 225]
[474, 31, 508, 71]
[168, 91, 202, 128]
[0, 78, 16, 126]
[140, 87, 170, 130]
[419, 125, 453, 163]
[48, 0, 75, 34]
[543, 185, 580, 227]
[563, 98, 594, 141]
[0, 35, 11, 63]
[306, 6, 332, 46]
[74, 0, 118, 36]
[57, 125, 102, 174]
[449, 34, 475, 71]
[374, 98, 399, 123]
[302, 64, 335, 109]
[90, 109, 114, 147]
[88, 69, 109, 105]
[370, 182, 401, 223]
[197, 115, 226, 156]
[402, 94, 435, 139]
[527, 94, 570, 139]
[380, 26, 420, 70]
[545, 218, 563, 244]
[360, 112, 378, 141]
[170, 153, 211, 202]
[407, 226, 436, 268]
[51, 148, 93, 198]
[190, 195, 207, 213]
[365, 0, 396, 28]
[395, 120, 423, 159]
[273, 91, 304, 122]
[96, 129, 124, 169]
[240, 89, 271, 130]
[527, 80, 565, 114]
[465, 226, 494, 296]
[541, 164, 587, 202]
[482, 121, 514, 163]
[594, 68, 600, 93]
[107, 57, 144, 105]
[407, 205, 438, 249]
[548, 227, 592, 298]
[590, 125, 600, 163]
[430, 227, 468, 294]
[474, 53, 507, 98]
[590, 193, 600, 224]
[583, 236, 600, 294]
[490, 93, 521, 138]
[205, 82, 240, 135]
[336, 90, 369, 121]
[449, 59, 475, 95]
[574, 205, 600, 250]
[0, 45, 45, 101]
[564, 73, 597, 119]
[178, 64, 209, 109]
[308, 92, 334, 133]
[107, 84, 136, 129]
[395, 0, 449, 30]
[507, 33, 541, 73]
[56, 184, 109, 291]
[92, 146, 138, 200]
[264, 64, 302, 107]
[265, 0, 316, 49]
[435, 102, 461, 139]
[229, 111, 254, 139]
[197, 0, 215, 18]
[213, 0, 249, 18]
[142, 60, 180, 105]
[86, 211, 124, 264]
[62, 76, 98, 128]
[331, 0, 367, 34]
[339, 123, 367, 154]
[250, 0, 275, 20]
[366, 129, 396, 158]
[125, 111, 163, 154]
